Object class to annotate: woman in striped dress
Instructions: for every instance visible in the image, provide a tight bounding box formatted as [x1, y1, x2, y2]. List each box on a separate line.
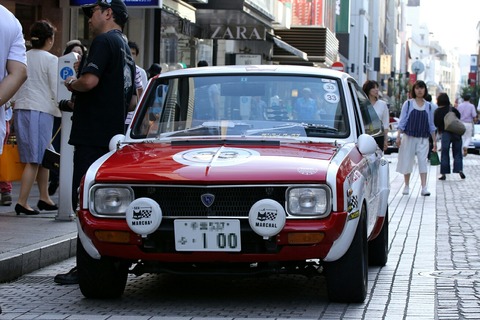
[395, 80, 437, 196]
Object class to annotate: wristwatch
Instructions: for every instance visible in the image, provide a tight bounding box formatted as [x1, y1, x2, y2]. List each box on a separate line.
[66, 79, 75, 90]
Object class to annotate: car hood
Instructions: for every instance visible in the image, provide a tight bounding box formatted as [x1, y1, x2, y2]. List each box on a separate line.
[94, 142, 340, 183]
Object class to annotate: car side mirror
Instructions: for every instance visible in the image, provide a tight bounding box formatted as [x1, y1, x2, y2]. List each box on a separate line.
[357, 134, 378, 155]
[109, 134, 126, 151]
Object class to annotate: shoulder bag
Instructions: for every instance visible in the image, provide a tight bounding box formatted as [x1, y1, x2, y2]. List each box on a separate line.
[444, 107, 466, 136]
[41, 126, 61, 174]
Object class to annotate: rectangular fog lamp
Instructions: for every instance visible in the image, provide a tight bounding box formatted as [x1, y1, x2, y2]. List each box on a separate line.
[95, 230, 130, 243]
[288, 232, 325, 244]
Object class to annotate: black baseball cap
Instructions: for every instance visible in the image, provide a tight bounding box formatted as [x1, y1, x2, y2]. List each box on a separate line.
[82, 0, 128, 23]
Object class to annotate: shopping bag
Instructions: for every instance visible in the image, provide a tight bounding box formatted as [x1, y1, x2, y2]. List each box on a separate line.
[41, 148, 60, 175]
[0, 143, 25, 181]
[444, 110, 466, 136]
[429, 151, 440, 166]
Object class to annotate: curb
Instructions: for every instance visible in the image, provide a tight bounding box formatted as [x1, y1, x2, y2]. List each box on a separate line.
[0, 232, 77, 283]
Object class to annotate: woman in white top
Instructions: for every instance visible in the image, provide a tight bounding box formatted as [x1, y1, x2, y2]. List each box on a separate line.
[13, 20, 60, 215]
[363, 80, 389, 151]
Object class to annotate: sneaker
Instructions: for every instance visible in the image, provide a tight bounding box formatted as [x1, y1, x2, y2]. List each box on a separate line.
[54, 267, 79, 285]
[459, 172, 466, 179]
[0, 192, 12, 206]
[402, 186, 409, 195]
[421, 187, 430, 196]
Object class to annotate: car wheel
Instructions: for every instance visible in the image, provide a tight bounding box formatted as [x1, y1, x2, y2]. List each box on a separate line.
[368, 208, 389, 266]
[77, 238, 130, 299]
[323, 203, 368, 303]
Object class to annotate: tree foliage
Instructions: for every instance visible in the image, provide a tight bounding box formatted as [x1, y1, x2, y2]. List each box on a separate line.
[461, 84, 480, 106]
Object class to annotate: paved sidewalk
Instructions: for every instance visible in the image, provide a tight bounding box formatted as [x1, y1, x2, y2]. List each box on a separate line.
[0, 182, 77, 282]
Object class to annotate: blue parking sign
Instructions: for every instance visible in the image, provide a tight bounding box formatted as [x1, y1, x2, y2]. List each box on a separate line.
[60, 67, 74, 80]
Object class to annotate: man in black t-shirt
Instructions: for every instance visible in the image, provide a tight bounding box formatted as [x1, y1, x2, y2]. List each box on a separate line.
[54, 0, 135, 285]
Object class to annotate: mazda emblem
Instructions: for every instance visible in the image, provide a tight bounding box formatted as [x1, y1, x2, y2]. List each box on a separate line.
[200, 193, 215, 207]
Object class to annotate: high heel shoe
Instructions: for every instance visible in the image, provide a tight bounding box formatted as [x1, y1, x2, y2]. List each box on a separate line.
[15, 203, 40, 215]
[37, 200, 58, 211]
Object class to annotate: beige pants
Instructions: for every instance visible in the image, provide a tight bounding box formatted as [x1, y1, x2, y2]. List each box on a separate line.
[396, 134, 429, 174]
[462, 122, 473, 149]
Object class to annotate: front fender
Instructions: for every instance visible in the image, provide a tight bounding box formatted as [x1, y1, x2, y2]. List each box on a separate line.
[324, 168, 366, 261]
[77, 219, 101, 260]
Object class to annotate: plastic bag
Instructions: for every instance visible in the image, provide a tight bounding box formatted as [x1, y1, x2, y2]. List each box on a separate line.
[429, 151, 440, 166]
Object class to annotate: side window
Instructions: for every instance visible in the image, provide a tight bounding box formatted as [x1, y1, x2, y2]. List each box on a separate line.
[350, 81, 383, 136]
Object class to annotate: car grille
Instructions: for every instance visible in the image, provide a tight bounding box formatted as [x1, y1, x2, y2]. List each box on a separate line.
[131, 185, 288, 218]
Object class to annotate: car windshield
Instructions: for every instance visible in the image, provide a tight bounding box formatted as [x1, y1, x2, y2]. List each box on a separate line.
[130, 74, 350, 141]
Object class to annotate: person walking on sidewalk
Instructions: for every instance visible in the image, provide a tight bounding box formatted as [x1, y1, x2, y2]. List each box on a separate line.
[363, 80, 389, 152]
[396, 80, 437, 196]
[456, 94, 477, 157]
[13, 20, 60, 215]
[434, 93, 465, 180]
[0, 4, 27, 156]
[54, 0, 136, 285]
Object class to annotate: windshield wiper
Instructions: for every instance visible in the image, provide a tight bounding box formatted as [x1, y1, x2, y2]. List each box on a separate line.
[159, 121, 250, 138]
[302, 123, 339, 134]
[243, 123, 305, 136]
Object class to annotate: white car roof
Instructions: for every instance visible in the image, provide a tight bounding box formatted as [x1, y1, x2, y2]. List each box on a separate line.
[160, 65, 352, 80]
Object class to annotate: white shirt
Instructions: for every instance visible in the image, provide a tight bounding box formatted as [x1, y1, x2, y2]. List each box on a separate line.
[373, 99, 389, 131]
[139, 66, 147, 89]
[0, 5, 27, 154]
[13, 49, 60, 117]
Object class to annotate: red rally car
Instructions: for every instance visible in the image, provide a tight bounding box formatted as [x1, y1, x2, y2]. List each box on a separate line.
[75, 65, 390, 303]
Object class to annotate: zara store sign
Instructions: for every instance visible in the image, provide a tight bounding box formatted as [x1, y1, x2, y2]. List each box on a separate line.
[210, 25, 266, 40]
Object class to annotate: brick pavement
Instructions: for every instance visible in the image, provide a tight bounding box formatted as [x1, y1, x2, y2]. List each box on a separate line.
[434, 154, 480, 319]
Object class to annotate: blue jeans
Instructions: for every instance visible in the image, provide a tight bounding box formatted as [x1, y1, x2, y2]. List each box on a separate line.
[440, 131, 463, 174]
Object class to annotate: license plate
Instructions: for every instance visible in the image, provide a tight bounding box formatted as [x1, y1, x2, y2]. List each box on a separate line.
[174, 219, 241, 252]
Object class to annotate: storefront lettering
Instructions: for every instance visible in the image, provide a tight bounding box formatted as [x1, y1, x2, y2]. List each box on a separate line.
[210, 25, 265, 40]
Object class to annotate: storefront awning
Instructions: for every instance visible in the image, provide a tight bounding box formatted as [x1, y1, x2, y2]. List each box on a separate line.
[272, 37, 308, 61]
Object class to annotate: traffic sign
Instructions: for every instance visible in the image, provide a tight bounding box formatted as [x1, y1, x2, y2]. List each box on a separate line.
[411, 60, 425, 74]
[332, 61, 344, 72]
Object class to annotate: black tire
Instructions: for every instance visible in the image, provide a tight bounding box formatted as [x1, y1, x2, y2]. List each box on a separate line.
[76, 238, 130, 299]
[323, 204, 368, 303]
[368, 208, 389, 266]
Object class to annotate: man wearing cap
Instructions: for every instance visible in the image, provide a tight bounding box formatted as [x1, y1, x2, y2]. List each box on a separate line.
[54, 0, 136, 285]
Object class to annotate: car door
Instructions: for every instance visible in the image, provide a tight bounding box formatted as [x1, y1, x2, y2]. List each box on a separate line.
[347, 80, 384, 235]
